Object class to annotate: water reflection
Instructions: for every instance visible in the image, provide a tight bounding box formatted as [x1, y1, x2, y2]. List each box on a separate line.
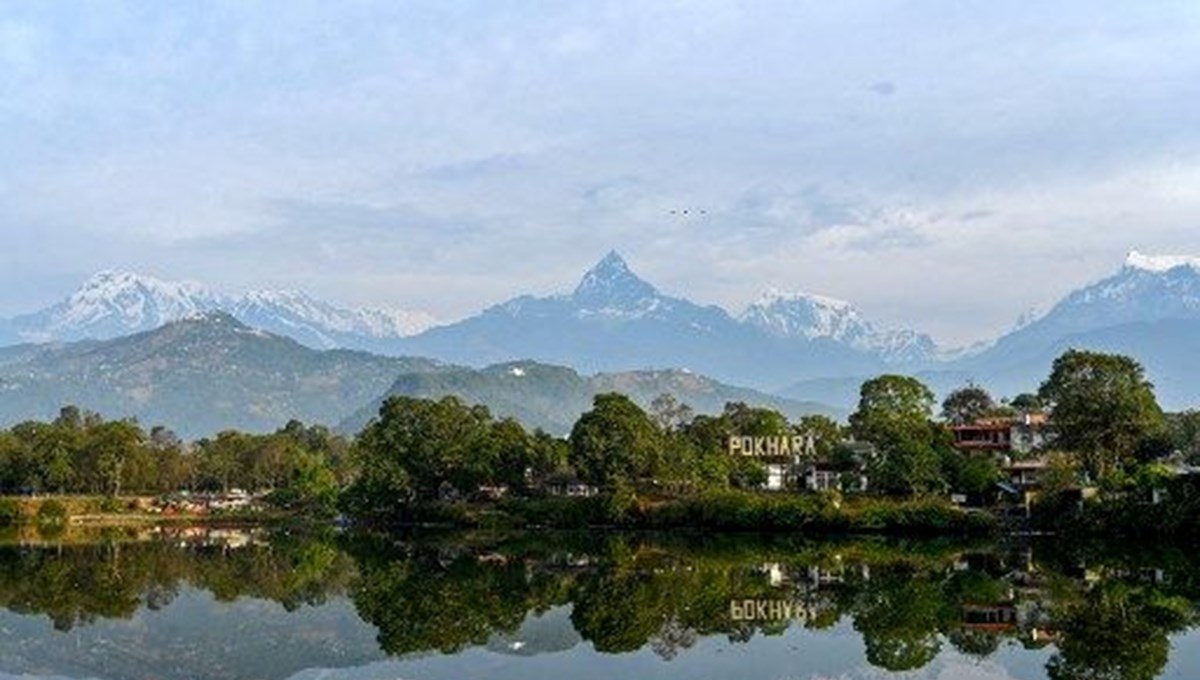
[1, 527, 1199, 680]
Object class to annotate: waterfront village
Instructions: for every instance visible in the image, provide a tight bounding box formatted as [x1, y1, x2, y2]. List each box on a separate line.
[4, 349, 1199, 535]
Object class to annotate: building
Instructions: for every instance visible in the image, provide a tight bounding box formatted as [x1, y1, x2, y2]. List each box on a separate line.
[950, 412, 1048, 456]
[804, 464, 869, 493]
[544, 471, 598, 498]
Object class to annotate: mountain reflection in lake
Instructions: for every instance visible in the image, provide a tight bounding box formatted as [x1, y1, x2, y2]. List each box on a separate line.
[1, 526, 1200, 680]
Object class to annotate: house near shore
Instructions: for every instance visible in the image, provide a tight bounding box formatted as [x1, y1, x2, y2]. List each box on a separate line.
[749, 439, 873, 494]
[544, 471, 598, 498]
[950, 412, 1049, 456]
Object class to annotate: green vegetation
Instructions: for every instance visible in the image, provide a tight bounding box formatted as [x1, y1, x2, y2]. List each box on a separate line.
[5, 346, 1200, 536]
[1038, 349, 1168, 479]
[0, 407, 353, 518]
[849, 375, 947, 496]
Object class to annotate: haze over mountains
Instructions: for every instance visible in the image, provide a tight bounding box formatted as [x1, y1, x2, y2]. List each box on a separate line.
[0, 312, 836, 438]
[1, 248, 1199, 436]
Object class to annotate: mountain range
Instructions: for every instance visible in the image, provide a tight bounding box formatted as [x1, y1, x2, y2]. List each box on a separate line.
[388, 251, 932, 389]
[2, 248, 1199, 430]
[0, 269, 434, 351]
[0, 312, 838, 438]
[780, 251, 1200, 410]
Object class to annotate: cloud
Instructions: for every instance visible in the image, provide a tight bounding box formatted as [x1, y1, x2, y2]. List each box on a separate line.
[1, 1, 1199, 348]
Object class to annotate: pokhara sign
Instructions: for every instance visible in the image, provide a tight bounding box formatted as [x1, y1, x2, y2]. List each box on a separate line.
[727, 433, 816, 459]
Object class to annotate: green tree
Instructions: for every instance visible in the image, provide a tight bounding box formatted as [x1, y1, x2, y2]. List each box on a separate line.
[850, 375, 944, 496]
[1167, 410, 1200, 463]
[351, 395, 493, 505]
[85, 420, 144, 497]
[1038, 350, 1166, 479]
[940, 383, 996, 425]
[796, 414, 842, 460]
[569, 393, 661, 493]
[649, 393, 694, 433]
[486, 418, 535, 492]
[1010, 392, 1044, 412]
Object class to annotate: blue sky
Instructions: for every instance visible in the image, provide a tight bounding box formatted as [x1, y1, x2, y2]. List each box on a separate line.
[2, 1, 1199, 344]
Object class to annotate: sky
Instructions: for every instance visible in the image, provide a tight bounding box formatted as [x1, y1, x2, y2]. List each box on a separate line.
[1, 1, 1199, 346]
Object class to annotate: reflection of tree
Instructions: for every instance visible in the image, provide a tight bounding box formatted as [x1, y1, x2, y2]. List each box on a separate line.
[852, 569, 949, 671]
[948, 628, 1001, 658]
[8, 531, 1200, 678]
[572, 567, 675, 653]
[347, 540, 572, 656]
[0, 532, 354, 631]
[649, 617, 697, 660]
[1046, 582, 1192, 680]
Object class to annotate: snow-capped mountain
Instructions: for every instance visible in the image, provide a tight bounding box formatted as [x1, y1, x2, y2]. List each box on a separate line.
[232, 290, 435, 350]
[739, 289, 937, 364]
[1, 270, 434, 350]
[6, 270, 226, 343]
[393, 251, 887, 389]
[571, 250, 663, 317]
[952, 249, 1200, 410]
[983, 250, 1200, 357]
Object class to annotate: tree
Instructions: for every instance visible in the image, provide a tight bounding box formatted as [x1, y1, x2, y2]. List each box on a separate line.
[850, 375, 944, 495]
[1038, 350, 1166, 479]
[940, 383, 996, 425]
[197, 431, 258, 492]
[649, 393, 694, 433]
[353, 396, 494, 503]
[487, 418, 536, 492]
[569, 393, 660, 493]
[85, 420, 144, 497]
[1166, 410, 1200, 463]
[796, 414, 842, 460]
[1010, 393, 1044, 412]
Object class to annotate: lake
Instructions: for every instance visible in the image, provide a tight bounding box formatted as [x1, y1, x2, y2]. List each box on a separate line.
[1, 525, 1199, 680]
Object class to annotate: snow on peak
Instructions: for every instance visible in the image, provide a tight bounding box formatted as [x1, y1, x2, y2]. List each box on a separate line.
[753, 287, 853, 312]
[8, 270, 434, 345]
[570, 250, 662, 318]
[233, 288, 434, 340]
[741, 288, 868, 342]
[1125, 250, 1200, 274]
[573, 251, 657, 300]
[740, 287, 936, 363]
[44, 270, 224, 338]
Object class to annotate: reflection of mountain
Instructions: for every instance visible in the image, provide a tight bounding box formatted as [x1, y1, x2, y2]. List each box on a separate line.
[486, 606, 582, 656]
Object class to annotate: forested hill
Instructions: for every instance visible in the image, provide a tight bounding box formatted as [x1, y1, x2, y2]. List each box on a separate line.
[340, 360, 843, 435]
[0, 312, 442, 438]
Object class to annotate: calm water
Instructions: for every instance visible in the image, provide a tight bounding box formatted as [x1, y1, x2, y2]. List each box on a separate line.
[1, 526, 1199, 680]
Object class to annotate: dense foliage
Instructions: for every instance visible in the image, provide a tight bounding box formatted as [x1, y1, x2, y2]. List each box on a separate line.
[1038, 349, 1167, 479]
[0, 407, 351, 515]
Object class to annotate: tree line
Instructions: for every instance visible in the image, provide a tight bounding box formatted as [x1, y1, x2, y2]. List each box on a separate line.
[0, 406, 352, 514]
[4, 347, 1200, 523]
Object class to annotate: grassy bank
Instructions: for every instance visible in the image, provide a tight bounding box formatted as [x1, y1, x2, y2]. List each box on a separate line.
[374, 491, 997, 536]
[0, 495, 296, 528]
